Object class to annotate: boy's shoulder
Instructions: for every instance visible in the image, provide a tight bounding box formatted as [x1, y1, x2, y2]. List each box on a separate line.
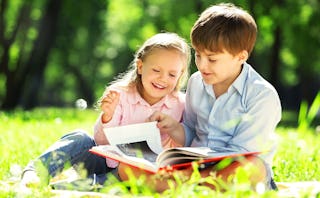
[245, 64, 277, 92]
[188, 71, 202, 85]
[242, 63, 280, 104]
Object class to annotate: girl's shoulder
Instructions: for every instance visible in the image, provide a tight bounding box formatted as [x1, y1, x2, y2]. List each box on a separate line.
[109, 85, 140, 103]
[168, 91, 186, 105]
[108, 84, 132, 93]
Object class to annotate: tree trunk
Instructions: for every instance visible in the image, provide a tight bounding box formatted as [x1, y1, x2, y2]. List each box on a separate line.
[1, 0, 61, 110]
[270, 26, 281, 89]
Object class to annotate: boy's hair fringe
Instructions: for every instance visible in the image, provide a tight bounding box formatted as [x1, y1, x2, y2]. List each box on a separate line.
[191, 3, 257, 56]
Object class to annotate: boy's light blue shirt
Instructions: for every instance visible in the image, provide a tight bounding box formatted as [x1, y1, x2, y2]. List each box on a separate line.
[182, 62, 281, 169]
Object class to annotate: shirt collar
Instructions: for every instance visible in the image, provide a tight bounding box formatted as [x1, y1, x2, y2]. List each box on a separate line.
[230, 62, 249, 96]
[128, 86, 173, 108]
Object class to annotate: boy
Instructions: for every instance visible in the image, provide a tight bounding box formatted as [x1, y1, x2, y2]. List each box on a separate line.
[119, 3, 281, 192]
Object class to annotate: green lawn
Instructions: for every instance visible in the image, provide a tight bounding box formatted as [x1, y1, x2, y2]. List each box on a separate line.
[0, 108, 319, 197]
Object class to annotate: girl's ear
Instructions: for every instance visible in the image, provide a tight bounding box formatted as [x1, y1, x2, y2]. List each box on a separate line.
[136, 59, 143, 74]
[238, 50, 248, 63]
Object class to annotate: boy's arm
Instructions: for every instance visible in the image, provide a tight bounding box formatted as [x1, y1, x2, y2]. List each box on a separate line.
[179, 74, 200, 147]
[148, 111, 186, 146]
[227, 90, 281, 161]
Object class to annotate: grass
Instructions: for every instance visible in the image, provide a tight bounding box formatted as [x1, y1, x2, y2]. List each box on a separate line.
[0, 105, 319, 197]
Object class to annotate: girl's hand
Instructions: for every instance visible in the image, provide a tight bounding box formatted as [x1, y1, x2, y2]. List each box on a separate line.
[100, 90, 120, 123]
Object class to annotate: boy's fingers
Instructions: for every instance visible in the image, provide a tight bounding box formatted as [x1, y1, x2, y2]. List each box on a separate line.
[148, 111, 162, 122]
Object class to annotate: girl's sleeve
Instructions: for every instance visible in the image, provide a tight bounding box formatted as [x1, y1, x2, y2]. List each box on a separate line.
[93, 94, 123, 145]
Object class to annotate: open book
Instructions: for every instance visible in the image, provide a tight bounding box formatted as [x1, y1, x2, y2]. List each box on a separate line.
[89, 122, 261, 173]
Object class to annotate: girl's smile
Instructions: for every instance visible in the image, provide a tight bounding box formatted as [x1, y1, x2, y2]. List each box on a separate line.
[137, 48, 184, 105]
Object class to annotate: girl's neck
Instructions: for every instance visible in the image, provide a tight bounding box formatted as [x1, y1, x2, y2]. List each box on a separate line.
[137, 86, 162, 106]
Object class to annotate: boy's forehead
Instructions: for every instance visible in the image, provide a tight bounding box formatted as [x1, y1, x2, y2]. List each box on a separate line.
[193, 47, 226, 55]
[192, 42, 225, 53]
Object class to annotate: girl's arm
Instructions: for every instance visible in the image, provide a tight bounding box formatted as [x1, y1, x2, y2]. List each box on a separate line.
[94, 90, 120, 145]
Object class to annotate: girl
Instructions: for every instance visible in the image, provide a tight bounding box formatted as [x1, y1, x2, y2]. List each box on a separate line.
[21, 32, 190, 188]
[94, 32, 190, 168]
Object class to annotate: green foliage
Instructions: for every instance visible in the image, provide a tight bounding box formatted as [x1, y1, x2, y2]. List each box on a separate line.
[0, 108, 320, 197]
[298, 92, 320, 132]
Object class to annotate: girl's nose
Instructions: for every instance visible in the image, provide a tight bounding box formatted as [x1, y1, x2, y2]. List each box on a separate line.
[158, 71, 167, 81]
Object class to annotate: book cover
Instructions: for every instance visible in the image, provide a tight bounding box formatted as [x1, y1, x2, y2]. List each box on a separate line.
[89, 122, 261, 173]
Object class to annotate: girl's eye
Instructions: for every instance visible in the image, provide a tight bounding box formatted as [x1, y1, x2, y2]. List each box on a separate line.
[169, 73, 176, 78]
[152, 69, 160, 72]
[209, 59, 216, 62]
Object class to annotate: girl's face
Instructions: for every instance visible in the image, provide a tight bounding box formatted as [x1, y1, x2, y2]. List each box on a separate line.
[137, 48, 184, 105]
[194, 48, 247, 92]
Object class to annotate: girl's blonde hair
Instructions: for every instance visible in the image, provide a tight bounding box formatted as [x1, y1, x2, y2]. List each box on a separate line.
[100, 32, 191, 101]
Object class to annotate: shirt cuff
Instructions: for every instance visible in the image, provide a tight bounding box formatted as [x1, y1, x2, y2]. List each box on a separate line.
[182, 122, 193, 147]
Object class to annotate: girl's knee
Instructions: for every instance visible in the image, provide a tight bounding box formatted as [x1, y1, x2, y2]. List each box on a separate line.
[60, 130, 95, 147]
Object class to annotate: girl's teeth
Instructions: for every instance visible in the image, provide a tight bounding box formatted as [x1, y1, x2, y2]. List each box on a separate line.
[154, 83, 164, 89]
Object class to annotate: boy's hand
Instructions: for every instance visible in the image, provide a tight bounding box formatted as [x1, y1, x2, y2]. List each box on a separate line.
[148, 111, 185, 145]
[100, 90, 120, 123]
[148, 111, 178, 134]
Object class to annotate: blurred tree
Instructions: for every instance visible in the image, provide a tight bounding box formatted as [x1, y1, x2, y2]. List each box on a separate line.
[0, 0, 61, 109]
[0, 0, 319, 110]
[247, 0, 320, 109]
[0, 0, 108, 109]
[38, 0, 108, 107]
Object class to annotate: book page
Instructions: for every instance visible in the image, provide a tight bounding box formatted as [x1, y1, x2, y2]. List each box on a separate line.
[90, 145, 158, 173]
[116, 141, 158, 162]
[103, 121, 163, 154]
[156, 147, 261, 168]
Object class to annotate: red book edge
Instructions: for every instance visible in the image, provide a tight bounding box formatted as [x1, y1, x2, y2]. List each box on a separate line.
[89, 148, 261, 174]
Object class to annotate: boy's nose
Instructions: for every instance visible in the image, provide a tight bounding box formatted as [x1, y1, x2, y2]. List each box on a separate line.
[197, 59, 207, 71]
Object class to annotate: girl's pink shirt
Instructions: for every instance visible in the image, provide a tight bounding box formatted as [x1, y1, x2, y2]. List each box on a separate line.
[93, 86, 185, 167]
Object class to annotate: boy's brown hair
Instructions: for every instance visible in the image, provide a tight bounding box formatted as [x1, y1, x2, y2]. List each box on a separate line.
[191, 3, 257, 56]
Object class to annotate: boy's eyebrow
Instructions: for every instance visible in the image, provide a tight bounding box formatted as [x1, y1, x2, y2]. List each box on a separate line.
[195, 50, 219, 57]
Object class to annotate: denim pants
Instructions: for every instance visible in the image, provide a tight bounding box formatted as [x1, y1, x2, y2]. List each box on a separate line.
[23, 130, 113, 184]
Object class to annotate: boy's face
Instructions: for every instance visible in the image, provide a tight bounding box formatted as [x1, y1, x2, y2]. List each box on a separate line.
[194, 48, 247, 89]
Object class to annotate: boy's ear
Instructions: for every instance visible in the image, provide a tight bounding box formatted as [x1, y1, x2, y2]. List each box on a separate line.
[136, 59, 143, 74]
[238, 50, 248, 63]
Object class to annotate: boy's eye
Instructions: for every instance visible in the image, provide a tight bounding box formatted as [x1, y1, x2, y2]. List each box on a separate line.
[169, 73, 176, 78]
[209, 59, 216, 62]
[152, 69, 160, 72]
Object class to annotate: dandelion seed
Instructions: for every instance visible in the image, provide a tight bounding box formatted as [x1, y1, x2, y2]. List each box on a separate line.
[75, 98, 87, 110]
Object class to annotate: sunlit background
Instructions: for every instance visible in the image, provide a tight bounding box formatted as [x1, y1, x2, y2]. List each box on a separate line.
[0, 0, 319, 111]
